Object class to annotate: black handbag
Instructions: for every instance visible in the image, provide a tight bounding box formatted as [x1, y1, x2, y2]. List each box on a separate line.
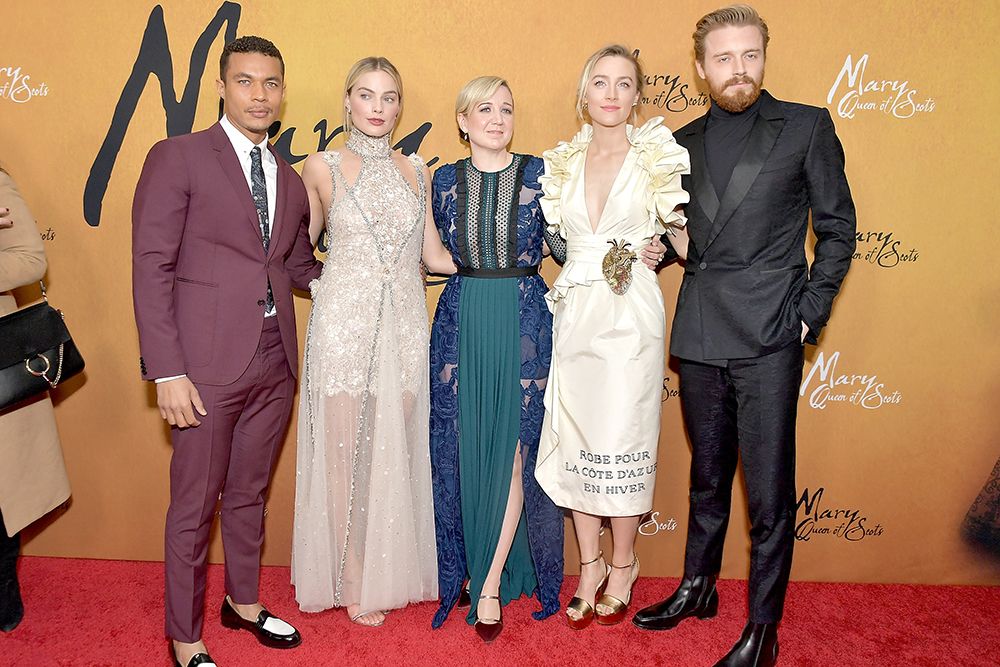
[0, 282, 85, 411]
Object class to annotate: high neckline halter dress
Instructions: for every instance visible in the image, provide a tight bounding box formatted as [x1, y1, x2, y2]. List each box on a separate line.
[292, 131, 438, 615]
[534, 117, 691, 517]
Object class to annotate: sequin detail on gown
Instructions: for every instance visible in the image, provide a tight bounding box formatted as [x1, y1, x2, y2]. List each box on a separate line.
[292, 131, 438, 614]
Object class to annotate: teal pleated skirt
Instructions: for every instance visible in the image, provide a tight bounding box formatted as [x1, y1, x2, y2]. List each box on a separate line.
[458, 276, 537, 624]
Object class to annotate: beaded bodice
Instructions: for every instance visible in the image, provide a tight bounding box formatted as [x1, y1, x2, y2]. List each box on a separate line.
[321, 132, 425, 272]
[308, 134, 428, 395]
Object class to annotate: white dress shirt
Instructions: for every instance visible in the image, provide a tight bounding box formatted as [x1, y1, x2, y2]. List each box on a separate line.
[219, 113, 278, 235]
[155, 116, 280, 384]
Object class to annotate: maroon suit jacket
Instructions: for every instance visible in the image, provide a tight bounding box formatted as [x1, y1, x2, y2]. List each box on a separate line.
[132, 122, 322, 385]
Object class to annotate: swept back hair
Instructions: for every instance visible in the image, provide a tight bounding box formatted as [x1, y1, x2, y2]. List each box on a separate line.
[693, 4, 770, 63]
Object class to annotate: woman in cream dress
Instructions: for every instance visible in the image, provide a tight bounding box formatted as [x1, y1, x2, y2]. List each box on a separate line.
[292, 57, 455, 627]
[535, 45, 690, 628]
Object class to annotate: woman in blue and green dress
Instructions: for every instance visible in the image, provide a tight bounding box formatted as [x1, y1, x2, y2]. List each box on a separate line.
[428, 76, 566, 641]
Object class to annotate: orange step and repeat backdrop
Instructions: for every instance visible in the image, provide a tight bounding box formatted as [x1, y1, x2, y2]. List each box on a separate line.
[3, 0, 998, 586]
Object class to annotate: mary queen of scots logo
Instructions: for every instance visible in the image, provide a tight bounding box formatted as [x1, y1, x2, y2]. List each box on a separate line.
[796, 487, 884, 542]
[0, 66, 49, 103]
[827, 54, 934, 120]
[799, 351, 902, 410]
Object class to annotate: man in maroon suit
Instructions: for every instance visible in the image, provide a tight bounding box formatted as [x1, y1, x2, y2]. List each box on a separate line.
[132, 36, 321, 667]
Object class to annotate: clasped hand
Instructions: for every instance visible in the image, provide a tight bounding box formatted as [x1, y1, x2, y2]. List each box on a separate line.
[640, 236, 667, 269]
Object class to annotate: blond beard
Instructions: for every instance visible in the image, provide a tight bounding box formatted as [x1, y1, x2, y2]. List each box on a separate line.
[710, 76, 762, 113]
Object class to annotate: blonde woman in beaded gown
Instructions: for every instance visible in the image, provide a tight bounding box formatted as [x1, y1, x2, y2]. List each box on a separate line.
[291, 57, 455, 626]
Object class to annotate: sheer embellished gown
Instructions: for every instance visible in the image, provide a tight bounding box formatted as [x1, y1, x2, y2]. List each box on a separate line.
[292, 131, 438, 615]
[429, 155, 566, 627]
[534, 117, 690, 517]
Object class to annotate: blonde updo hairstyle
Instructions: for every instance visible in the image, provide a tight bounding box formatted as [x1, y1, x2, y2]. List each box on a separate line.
[455, 75, 512, 142]
[575, 44, 644, 121]
[343, 56, 404, 135]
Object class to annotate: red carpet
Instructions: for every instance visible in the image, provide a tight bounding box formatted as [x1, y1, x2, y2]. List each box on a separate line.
[1, 557, 998, 666]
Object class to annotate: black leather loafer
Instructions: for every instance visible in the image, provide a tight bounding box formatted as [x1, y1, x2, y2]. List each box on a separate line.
[173, 651, 217, 667]
[220, 596, 302, 649]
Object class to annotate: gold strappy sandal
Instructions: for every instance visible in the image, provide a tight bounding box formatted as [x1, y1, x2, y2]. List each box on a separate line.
[595, 556, 639, 625]
[566, 551, 610, 630]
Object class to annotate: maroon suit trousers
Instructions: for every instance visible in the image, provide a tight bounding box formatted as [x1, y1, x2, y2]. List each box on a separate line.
[164, 317, 293, 642]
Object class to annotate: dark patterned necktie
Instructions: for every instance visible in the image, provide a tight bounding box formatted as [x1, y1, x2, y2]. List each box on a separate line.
[250, 146, 274, 312]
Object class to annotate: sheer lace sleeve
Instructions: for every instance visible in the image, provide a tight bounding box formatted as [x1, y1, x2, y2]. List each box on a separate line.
[543, 225, 567, 264]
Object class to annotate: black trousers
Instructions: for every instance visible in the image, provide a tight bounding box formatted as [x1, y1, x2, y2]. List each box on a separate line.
[679, 342, 803, 623]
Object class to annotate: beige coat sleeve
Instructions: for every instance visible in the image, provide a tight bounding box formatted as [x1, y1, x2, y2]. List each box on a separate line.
[0, 170, 69, 536]
[0, 170, 47, 293]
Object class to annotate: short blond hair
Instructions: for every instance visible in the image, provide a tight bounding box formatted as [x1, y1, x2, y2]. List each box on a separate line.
[455, 76, 512, 141]
[343, 56, 403, 135]
[575, 45, 644, 120]
[694, 5, 770, 63]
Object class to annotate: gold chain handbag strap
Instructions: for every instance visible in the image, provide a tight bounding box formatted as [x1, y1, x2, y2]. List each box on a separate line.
[22, 280, 66, 388]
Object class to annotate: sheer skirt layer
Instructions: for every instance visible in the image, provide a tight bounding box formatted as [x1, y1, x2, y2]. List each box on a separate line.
[292, 283, 438, 614]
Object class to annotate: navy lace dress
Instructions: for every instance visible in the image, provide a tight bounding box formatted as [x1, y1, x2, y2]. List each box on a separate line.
[429, 155, 565, 627]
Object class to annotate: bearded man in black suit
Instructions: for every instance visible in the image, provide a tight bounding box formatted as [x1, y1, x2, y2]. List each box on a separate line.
[633, 6, 856, 667]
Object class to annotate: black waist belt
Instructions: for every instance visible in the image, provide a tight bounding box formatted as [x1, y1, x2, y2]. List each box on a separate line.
[456, 266, 539, 279]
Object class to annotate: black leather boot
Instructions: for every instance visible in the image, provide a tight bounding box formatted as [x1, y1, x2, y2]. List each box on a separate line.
[0, 524, 22, 633]
[713, 621, 779, 667]
[631, 574, 718, 630]
[0, 576, 23, 633]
